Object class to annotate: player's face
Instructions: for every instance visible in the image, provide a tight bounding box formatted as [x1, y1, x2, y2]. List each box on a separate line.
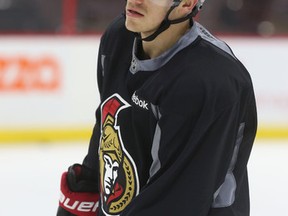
[125, 0, 173, 38]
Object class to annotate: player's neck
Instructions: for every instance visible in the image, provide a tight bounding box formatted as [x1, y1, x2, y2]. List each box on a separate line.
[141, 20, 190, 59]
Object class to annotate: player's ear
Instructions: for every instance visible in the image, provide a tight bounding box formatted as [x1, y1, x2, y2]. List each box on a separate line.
[179, 0, 198, 14]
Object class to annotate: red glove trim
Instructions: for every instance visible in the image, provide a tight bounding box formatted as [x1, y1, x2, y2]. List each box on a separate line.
[59, 172, 99, 216]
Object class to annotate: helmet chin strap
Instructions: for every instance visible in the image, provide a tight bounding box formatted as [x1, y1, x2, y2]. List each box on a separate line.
[140, 2, 198, 42]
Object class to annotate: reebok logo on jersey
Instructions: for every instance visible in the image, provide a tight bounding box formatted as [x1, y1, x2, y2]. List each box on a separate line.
[132, 92, 149, 110]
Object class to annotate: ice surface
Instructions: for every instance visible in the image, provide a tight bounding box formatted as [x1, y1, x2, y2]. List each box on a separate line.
[0, 140, 287, 216]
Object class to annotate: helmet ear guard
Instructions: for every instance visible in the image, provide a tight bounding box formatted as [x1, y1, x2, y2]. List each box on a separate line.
[192, 0, 205, 16]
[170, 0, 205, 17]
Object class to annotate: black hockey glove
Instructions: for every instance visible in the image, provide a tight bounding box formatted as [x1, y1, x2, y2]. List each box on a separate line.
[57, 164, 99, 216]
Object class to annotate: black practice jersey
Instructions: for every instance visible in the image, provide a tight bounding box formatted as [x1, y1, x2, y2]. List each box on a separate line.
[83, 14, 257, 216]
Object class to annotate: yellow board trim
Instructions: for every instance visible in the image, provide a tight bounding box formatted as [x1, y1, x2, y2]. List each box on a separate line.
[0, 126, 287, 143]
[256, 127, 288, 140]
[0, 127, 92, 143]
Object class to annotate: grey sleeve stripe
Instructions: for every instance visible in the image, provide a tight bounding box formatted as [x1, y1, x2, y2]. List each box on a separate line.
[212, 122, 245, 208]
[101, 54, 106, 77]
[148, 104, 162, 182]
[149, 123, 162, 180]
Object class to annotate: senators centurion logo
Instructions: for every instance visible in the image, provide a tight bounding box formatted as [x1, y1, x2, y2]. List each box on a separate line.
[99, 94, 139, 216]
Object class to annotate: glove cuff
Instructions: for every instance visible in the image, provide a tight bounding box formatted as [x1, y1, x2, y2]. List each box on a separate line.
[59, 172, 99, 216]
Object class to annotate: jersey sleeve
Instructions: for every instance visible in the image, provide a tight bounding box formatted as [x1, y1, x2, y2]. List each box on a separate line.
[122, 73, 257, 215]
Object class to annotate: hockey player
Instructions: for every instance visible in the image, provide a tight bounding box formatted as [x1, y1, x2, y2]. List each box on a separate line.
[57, 0, 257, 215]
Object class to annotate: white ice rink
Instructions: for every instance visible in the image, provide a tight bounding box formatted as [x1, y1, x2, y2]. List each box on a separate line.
[0, 140, 287, 216]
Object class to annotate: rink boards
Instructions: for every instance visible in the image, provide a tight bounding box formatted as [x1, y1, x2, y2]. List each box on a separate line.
[0, 36, 287, 142]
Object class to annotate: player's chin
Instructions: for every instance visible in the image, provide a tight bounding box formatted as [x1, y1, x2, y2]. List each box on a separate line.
[125, 20, 142, 33]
